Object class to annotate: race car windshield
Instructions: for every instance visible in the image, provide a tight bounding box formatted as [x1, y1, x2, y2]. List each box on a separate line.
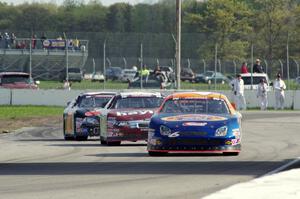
[114, 97, 163, 109]
[161, 98, 230, 114]
[78, 96, 111, 108]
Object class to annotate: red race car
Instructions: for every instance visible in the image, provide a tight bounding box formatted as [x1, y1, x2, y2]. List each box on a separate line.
[99, 91, 164, 146]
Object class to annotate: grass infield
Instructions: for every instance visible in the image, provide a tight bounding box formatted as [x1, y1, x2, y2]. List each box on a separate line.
[0, 105, 64, 119]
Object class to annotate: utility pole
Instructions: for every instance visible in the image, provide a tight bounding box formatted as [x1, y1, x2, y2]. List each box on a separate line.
[176, 0, 181, 89]
[103, 40, 106, 89]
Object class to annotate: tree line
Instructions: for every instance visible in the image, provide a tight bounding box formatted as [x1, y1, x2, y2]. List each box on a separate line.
[0, 0, 300, 71]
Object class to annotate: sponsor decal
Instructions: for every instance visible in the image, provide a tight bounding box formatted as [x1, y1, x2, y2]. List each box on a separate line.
[76, 118, 84, 132]
[43, 39, 66, 49]
[183, 122, 207, 126]
[112, 132, 124, 137]
[161, 114, 227, 122]
[232, 128, 241, 139]
[168, 132, 180, 138]
[225, 139, 240, 146]
[116, 110, 154, 116]
[231, 138, 240, 146]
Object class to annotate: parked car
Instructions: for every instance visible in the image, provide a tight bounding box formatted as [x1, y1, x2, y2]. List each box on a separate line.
[105, 67, 123, 81]
[99, 92, 164, 146]
[91, 72, 105, 82]
[0, 72, 39, 89]
[63, 92, 116, 141]
[194, 71, 229, 84]
[60, 67, 83, 82]
[120, 68, 137, 82]
[128, 73, 173, 89]
[240, 73, 271, 90]
[147, 91, 242, 156]
[181, 68, 195, 82]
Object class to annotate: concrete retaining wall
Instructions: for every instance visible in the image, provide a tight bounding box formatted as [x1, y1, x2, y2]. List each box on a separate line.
[1, 89, 299, 110]
[0, 89, 11, 105]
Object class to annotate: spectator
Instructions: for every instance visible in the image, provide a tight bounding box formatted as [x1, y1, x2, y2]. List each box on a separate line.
[63, 80, 71, 90]
[273, 73, 286, 110]
[4, 32, 10, 48]
[240, 62, 248, 73]
[74, 37, 80, 50]
[253, 59, 264, 73]
[0, 32, 2, 48]
[32, 34, 37, 49]
[40, 33, 46, 47]
[257, 78, 268, 110]
[10, 33, 16, 48]
[231, 74, 246, 110]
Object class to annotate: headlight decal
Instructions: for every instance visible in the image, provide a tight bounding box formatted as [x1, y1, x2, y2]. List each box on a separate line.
[215, 126, 228, 137]
[159, 125, 172, 136]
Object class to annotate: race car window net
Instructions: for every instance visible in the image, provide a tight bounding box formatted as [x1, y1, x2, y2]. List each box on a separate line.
[113, 97, 163, 109]
[78, 96, 112, 108]
[160, 98, 230, 114]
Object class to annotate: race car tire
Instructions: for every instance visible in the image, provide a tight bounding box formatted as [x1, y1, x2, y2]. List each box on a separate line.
[100, 140, 107, 145]
[75, 136, 88, 141]
[107, 141, 121, 146]
[223, 152, 239, 156]
[148, 151, 167, 156]
[64, 136, 75, 141]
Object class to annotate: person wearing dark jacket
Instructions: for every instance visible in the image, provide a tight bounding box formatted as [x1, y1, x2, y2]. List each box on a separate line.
[253, 59, 264, 73]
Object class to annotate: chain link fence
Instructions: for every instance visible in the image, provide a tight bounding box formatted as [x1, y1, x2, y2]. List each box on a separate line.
[0, 31, 299, 89]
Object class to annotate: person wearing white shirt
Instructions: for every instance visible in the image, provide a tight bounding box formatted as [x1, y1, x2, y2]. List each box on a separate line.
[231, 74, 246, 110]
[257, 78, 268, 110]
[273, 73, 286, 110]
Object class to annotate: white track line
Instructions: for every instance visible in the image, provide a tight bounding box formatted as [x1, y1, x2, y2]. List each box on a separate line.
[263, 157, 300, 176]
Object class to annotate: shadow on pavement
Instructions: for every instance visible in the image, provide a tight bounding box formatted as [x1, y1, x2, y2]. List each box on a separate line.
[0, 160, 292, 176]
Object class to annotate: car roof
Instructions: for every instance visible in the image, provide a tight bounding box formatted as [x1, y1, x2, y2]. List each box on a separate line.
[119, 91, 162, 98]
[164, 91, 236, 114]
[81, 92, 117, 97]
[167, 92, 227, 100]
[0, 72, 30, 76]
[240, 73, 268, 77]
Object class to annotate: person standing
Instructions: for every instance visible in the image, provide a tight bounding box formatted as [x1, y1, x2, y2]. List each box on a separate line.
[273, 73, 286, 110]
[257, 78, 268, 110]
[240, 62, 249, 73]
[253, 59, 264, 73]
[231, 74, 246, 110]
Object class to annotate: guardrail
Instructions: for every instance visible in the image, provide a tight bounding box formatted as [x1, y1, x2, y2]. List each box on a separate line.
[0, 89, 299, 110]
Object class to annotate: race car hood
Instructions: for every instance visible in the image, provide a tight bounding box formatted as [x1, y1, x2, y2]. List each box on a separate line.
[150, 113, 238, 135]
[107, 108, 157, 121]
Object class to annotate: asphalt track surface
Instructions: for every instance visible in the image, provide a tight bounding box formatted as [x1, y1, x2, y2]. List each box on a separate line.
[0, 111, 300, 199]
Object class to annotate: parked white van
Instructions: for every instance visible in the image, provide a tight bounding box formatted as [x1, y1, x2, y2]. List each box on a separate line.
[240, 73, 271, 90]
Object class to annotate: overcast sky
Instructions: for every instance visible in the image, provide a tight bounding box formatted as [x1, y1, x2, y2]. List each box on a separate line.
[0, 0, 158, 6]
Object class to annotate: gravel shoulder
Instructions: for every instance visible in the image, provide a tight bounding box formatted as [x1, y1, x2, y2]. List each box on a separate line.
[0, 116, 62, 134]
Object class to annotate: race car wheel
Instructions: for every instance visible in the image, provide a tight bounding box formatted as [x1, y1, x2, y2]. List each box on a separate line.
[223, 152, 239, 156]
[75, 136, 88, 141]
[107, 141, 121, 146]
[64, 136, 75, 141]
[100, 140, 107, 145]
[148, 151, 167, 156]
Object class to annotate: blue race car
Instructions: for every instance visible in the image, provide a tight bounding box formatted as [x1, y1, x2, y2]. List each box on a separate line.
[147, 92, 242, 156]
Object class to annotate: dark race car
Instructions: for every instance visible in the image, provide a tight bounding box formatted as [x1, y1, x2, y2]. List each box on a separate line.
[147, 92, 242, 156]
[63, 92, 116, 140]
[99, 92, 164, 146]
